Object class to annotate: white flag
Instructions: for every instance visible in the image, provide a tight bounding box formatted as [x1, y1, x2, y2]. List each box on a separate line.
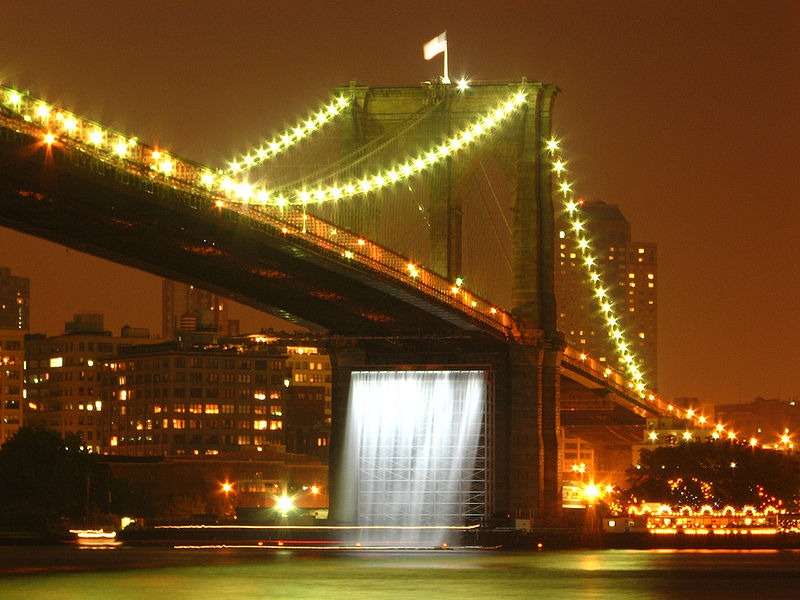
[423, 31, 447, 60]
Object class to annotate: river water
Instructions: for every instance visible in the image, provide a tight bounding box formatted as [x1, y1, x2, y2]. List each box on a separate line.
[1, 547, 800, 599]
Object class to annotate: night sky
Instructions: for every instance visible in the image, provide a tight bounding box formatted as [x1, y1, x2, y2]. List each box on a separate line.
[0, 1, 797, 404]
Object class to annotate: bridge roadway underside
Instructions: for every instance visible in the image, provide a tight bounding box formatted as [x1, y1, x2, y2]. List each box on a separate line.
[0, 126, 647, 524]
[0, 127, 499, 338]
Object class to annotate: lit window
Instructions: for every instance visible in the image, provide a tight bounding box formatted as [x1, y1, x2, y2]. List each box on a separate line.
[254, 420, 268, 430]
[49, 357, 63, 368]
[628, 273, 635, 279]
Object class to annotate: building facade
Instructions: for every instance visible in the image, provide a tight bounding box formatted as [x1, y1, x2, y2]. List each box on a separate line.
[0, 330, 24, 444]
[557, 201, 658, 386]
[106, 336, 292, 457]
[162, 280, 233, 338]
[0, 267, 29, 331]
[24, 314, 152, 453]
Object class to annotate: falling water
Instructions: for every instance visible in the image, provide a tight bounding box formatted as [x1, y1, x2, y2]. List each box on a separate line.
[340, 370, 486, 547]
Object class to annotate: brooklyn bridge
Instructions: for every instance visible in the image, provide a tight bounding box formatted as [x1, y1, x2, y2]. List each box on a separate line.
[0, 79, 706, 524]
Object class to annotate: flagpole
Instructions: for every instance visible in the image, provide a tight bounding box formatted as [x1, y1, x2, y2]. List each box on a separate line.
[443, 43, 450, 84]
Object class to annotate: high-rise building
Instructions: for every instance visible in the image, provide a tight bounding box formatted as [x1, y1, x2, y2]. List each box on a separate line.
[0, 330, 24, 444]
[0, 267, 28, 444]
[162, 280, 229, 339]
[556, 201, 658, 386]
[24, 314, 152, 453]
[0, 267, 29, 331]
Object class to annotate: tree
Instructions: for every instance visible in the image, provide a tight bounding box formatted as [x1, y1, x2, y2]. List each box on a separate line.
[624, 441, 800, 510]
[0, 428, 110, 529]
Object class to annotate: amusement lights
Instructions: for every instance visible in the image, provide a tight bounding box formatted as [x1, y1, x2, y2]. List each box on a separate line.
[224, 95, 351, 175]
[548, 135, 649, 395]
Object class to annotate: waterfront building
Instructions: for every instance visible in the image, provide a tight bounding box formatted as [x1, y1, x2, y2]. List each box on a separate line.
[24, 314, 152, 452]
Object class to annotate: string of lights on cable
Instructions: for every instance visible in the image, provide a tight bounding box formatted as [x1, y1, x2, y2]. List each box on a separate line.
[545, 136, 649, 396]
[213, 88, 528, 207]
[224, 94, 352, 176]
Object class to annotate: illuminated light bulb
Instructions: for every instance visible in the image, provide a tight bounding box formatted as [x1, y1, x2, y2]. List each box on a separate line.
[413, 158, 425, 171]
[242, 155, 255, 167]
[407, 263, 419, 278]
[749, 437, 759, 447]
[274, 493, 295, 516]
[589, 272, 600, 283]
[552, 160, 567, 175]
[268, 141, 280, 153]
[34, 102, 51, 121]
[583, 483, 601, 503]
[229, 160, 242, 174]
[577, 238, 590, 251]
[275, 194, 288, 208]
[280, 133, 291, 146]
[298, 190, 311, 204]
[151, 150, 162, 161]
[344, 183, 356, 195]
[112, 138, 129, 158]
[255, 147, 267, 160]
[5, 89, 23, 108]
[715, 423, 725, 432]
[471, 300, 477, 308]
[559, 181, 573, 195]
[257, 189, 270, 204]
[400, 163, 412, 177]
[313, 188, 326, 203]
[513, 90, 527, 104]
[336, 95, 349, 108]
[62, 115, 78, 133]
[490, 307, 497, 314]
[87, 128, 104, 146]
[781, 433, 791, 445]
[648, 430, 658, 442]
[43, 132, 56, 145]
[727, 431, 737, 440]
[357, 239, 366, 246]
[584, 255, 596, 268]
[292, 126, 305, 139]
[455, 76, 470, 92]
[343, 250, 354, 259]
[159, 158, 174, 176]
[682, 431, 692, 441]
[571, 220, 584, 233]
[698, 415, 707, 425]
[545, 137, 560, 153]
[214, 199, 225, 209]
[359, 179, 373, 193]
[686, 409, 695, 418]
[712, 431, 720, 440]
[373, 174, 386, 188]
[331, 186, 342, 200]
[600, 301, 613, 313]
[200, 171, 216, 188]
[603, 368, 612, 377]
[450, 286, 459, 294]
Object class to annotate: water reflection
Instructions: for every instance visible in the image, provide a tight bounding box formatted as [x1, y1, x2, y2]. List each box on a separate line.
[2, 548, 800, 599]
